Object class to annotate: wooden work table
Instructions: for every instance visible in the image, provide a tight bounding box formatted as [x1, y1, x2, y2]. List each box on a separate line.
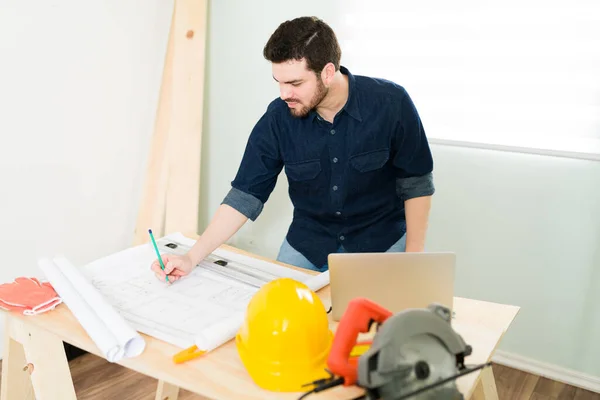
[0, 245, 519, 400]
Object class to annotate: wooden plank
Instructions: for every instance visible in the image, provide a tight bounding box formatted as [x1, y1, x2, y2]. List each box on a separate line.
[164, 0, 208, 235]
[155, 380, 180, 400]
[133, 3, 176, 245]
[1, 316, 35, 400]
[9, 316, 77, 400]
[477, 367, 500, 400]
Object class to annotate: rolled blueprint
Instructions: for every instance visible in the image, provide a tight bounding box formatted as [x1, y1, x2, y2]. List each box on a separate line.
[53, 256, 146, 358]
[38, 257, 145, 362]
[195, 312, 245, 352]
[305, 270, 330, 292]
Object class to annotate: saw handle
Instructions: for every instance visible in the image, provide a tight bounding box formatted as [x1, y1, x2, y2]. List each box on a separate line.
[327, 297, 393, 385]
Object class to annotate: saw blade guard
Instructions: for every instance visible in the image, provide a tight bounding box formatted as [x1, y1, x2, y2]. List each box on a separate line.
[357, 304, 470, 399]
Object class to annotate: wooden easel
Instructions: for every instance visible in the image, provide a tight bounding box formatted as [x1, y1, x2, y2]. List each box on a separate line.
[133, 1, 208, 398]
[133, 0, 208, 248]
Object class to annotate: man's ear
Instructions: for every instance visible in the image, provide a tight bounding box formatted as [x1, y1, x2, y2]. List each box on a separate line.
[320, 62, 336, 87]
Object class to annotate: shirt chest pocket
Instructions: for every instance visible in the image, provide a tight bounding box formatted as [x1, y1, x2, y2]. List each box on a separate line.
[285, 159, 322, 181]
[349, 148, 390, 172]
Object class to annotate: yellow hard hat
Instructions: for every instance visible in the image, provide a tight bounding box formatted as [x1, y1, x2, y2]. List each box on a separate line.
[235, 278, 333, 392]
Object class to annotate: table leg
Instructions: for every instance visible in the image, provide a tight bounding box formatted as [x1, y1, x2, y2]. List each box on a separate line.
[155, 380, 180, 400]
[472, 366, 499, 400]
[2, 314, 77, 400]
[1, 316, 35, 400]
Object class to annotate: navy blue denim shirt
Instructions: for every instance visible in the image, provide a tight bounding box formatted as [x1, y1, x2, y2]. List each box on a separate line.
[222, 66, 434, 268]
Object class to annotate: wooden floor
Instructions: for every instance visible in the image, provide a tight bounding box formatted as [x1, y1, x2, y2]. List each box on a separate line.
[1, 354, 599, 399]
[493, 364, 600, 400]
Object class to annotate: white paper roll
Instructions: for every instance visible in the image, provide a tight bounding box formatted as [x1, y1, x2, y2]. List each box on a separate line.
[195, 312, 245, 352]
[39, 258, 124, 362]
[38, 257, 145, 362]
[53, 256, 146, 358]
[305, 271, 330, 292]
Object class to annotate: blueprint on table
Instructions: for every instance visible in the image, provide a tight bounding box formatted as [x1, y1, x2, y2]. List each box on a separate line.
[81, 232, 329, 351]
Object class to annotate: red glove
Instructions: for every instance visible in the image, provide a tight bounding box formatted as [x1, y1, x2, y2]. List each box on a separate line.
[0, 277, 62, 315]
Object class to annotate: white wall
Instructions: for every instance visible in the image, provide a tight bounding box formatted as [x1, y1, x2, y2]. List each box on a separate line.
[426, 146, 600, 376]
[2, 0, 599, 382]
[0, 0, 173, 353]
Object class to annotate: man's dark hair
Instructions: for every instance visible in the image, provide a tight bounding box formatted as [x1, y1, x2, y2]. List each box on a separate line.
[263, 16, 342, 74]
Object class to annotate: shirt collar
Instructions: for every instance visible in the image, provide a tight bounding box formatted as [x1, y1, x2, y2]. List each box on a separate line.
[339, 66, 362, 122]
[310, 65, 362, 122]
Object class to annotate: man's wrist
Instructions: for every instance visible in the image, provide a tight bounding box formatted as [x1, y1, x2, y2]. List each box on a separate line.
[405, 245, 424, 252]
[185, 251, 201, 267]
[405, 239, 425, 252]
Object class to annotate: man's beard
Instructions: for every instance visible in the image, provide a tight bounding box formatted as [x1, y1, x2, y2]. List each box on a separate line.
[289, 78, 328, 118]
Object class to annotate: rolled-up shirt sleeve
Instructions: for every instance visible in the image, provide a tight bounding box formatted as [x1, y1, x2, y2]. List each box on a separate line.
[393, 90, 435, 201]
[221, 109, 283, 221]
[221, 187, 264, 221]
[396, 173, 435, 201]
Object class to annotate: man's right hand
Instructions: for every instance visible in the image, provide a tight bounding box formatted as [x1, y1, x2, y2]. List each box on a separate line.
[148, 204, 249, 284]
[150, 254, 194, 283]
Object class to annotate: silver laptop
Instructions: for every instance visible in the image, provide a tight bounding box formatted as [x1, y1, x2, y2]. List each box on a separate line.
[328, 252, 456, 321]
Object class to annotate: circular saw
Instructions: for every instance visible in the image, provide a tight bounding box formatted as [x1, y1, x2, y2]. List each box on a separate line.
[300, 298, 490, 400]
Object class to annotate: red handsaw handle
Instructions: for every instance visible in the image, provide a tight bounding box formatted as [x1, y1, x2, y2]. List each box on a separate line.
[327, 297, 393, 385]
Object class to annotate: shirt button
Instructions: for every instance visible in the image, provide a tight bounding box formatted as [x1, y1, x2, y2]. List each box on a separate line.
[335, 211, 341, 216]
[332, 185, 338, 191]
[339, 235, 345, 241]
[332, 157, 338, 163]
[330, 129, 336, 135]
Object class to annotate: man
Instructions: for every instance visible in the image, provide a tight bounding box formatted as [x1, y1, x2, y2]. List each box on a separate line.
[151, 16, 434, 282]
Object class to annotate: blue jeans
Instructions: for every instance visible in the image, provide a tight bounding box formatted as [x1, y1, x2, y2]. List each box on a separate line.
[276, 233, 407, 272]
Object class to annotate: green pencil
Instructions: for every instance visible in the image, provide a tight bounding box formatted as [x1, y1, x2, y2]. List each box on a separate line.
[149, 229, 169, 283]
